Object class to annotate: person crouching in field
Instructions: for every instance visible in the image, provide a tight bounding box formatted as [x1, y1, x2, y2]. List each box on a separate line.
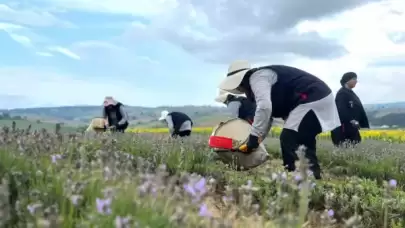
[102, 96, 129, 133]
[218, 60, 341, 179]
[215, 89, 256, 123]
[331, 72, 369, 147]
[158, 110, 193, 138]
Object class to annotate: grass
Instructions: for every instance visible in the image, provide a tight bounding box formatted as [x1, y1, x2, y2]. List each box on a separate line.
[0, 126, 405, 227]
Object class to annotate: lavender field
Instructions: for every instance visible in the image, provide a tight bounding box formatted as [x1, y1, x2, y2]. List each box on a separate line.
[1, 125, 405, 227]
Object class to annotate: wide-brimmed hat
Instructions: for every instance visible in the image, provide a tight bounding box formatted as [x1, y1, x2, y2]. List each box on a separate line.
[158, 110, 169, 121]
[214, 90, 230, 103]
[218, 60, 251, 94]
[103, 96, 117, 106]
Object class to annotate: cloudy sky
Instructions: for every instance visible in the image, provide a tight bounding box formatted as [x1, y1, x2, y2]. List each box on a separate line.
[1, 0, 405, 109]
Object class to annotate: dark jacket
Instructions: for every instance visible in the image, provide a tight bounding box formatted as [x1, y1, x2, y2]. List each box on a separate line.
[227, 95, 256, 122]
[331, 87, 369, 146]
[242, 65, 331, 119]
[104, 102, 124, 126]
[169, 112, 193, 133]
[335, 87, 369, 128]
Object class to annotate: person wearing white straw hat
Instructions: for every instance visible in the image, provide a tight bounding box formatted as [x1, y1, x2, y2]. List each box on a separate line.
[218, 60, 341, 179]
[102, 96, 129, 133]
[158, 110, 193, 138]
[215, 89, 256, 124]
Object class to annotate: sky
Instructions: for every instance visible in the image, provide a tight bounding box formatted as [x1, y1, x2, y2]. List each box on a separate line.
[1, 0, 405, 109]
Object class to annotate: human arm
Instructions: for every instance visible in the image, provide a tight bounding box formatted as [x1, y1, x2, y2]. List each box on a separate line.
[227, 101, 241, 118]
[118, 106, 129, 125]
[165, 115, 175, 135]
[249, 69, 276, 139]
[241, 69, 277, 152]
[102, 108, 109, 126]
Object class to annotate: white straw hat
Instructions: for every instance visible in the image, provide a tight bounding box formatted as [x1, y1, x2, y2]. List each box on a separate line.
[214, 90, 230, 103]
[158, 110, 169, 121]
[103, 96, 117, 106]
[218, 60, 251, 94]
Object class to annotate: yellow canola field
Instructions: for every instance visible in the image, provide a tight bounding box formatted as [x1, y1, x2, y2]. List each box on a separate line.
[128, 127, 405, 142]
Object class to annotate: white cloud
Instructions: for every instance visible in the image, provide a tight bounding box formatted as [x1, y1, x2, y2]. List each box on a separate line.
[2, 0, 405, 107]
[7, 33, 33, 48]
[0, 22, 24, 30]
[0, 3, 74, 27]
[0, 66, 161, 108]
[48, 46, 81, 60]
[291, 1, 405, 103]
[36, 52, 54, 57]
[297, 1, 405, 60]
[0, 22, 34, 48]
[34, 0, 178, 16]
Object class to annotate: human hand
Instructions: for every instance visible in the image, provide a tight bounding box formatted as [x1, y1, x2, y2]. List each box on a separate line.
[350, 120, 359, 128]
[238, 135, 261, 153]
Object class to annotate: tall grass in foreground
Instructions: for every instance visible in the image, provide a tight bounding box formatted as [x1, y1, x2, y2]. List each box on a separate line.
[0, 126, 404, 227]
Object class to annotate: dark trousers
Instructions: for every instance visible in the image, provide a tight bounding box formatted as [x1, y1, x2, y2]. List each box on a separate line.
[280, 110, 322, 179]
[331, 123, 361, 147]
[105, 122, 129, 133]
[172, 130, 191, 138]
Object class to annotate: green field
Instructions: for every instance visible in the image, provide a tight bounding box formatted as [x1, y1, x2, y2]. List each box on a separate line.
[0, 119, 78, 132]
[0, 127, 404, 227]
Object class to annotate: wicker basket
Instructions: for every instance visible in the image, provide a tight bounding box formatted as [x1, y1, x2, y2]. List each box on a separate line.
[211, 118, 269, 170]
[90, 118, 106, 129]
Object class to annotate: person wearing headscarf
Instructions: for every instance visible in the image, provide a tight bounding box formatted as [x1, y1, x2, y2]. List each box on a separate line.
[102, 96, 129, 133]
[331, 72, 369, 147]
[215, 89, 256, 124]
[218, 60, 341, 179]
[158, 110, 193, 138]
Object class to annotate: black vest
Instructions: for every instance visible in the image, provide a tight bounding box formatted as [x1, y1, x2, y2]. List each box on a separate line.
[169, 112, 193, 132]
[242, 65, 331, 118]
[104, 102, 123, 126]
[227, 96, 255, 122]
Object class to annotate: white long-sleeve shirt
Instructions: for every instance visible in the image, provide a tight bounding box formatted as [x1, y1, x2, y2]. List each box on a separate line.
[248, 69, 278, 139]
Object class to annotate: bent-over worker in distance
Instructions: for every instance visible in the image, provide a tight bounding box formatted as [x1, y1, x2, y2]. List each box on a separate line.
[215, 89, 256, 123]
[331, 72, 369, 147]
[218, 60, 341, 179]
[159, 110, 193, 138]
[102, 96, 129, 133]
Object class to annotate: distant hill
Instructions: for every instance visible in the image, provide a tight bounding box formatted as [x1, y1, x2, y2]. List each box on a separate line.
[364, 102, 405, 110]
[1, 101, 405, 128]
[0, 105, 234, 128]
[0, 119, 77, 133]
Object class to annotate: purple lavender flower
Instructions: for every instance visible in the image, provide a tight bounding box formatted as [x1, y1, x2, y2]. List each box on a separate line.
[183, 177, 207, 202]
[198, 203, 212, 217]
[96, 198, 112, 214]
[389, 179, 397, 188]
[51, 154, 62, 163]
[115, 216, 131, 228]
[327, 209, 334, 217]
